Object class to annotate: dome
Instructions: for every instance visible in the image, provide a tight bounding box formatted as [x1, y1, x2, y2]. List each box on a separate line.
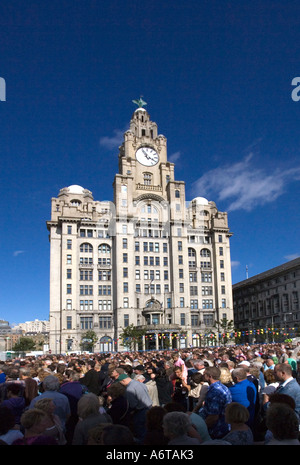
[192, 197, 209, 205]
[67, 185, 85, 194]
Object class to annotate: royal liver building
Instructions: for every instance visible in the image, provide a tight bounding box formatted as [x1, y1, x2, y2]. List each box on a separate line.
[47, 101, 233, 353]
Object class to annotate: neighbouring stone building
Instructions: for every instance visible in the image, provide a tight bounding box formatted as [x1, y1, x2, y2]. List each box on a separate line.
[233, 257, 300, 343]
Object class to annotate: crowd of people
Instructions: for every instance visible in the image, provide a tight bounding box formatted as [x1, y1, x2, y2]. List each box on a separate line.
[1, 341, 300, 446]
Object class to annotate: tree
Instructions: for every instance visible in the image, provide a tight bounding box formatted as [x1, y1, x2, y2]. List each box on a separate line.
[80, 330, 98, 352]
[119, 324, 147, 351]
[215, 317, 235, 345]
[12, 337, 36, 353]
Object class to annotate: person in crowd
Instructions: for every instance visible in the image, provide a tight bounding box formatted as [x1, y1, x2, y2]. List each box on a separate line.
[117, 373, 152, 444]
[1, 383, 25, 425]
[154, 367, 173, 407]
[265, 402, 300, 445]
[79, 360, 102, 395]
[99, 424, 135, 445]
[34, 397, 66, 445]
[12, 408, 58, 445]
[229, 368, 257, 430]
[273, 363, 300, 416]
[162, 411, 201, 445]
[143, 406, 169, 445]
[198, 366, 232, 439]
[28, 375, 71, 432]
[106, 382, 131, 428]
[222, 402, 254, 445]
[0, 405, 24, 445]
[72, 393, 112, 445]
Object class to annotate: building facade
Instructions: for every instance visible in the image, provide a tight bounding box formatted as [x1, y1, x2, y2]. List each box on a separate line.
[47, 103, 233, 353]
[233, 257, 300, 343]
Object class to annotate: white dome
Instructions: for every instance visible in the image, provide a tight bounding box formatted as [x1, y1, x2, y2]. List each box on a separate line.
[193, 197, 209, 205]
[67, 185, 85, 194]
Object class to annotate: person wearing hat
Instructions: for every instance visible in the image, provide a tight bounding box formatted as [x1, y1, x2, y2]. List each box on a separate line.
[133, 365, 145, 380]
[117, 373, 152, 444]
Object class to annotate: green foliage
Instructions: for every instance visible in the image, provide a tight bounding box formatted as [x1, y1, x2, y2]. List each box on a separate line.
[12, 337, 36, 352]
[80, 330, 98, 352]
[119, 324, 147, 350]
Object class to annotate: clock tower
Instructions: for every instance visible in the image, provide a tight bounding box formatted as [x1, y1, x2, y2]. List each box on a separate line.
[47, 99, 234, 354]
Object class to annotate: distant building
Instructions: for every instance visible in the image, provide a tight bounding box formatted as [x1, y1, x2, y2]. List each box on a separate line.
[47, 103, 234, 353]
[13, 319, 50, 335]
[233, 257, 300, 342]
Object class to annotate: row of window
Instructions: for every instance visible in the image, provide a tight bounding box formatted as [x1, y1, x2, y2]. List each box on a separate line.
[66, 297, 227, 310]
[66, 283, 227, 296]
[66, 312, 216, 331]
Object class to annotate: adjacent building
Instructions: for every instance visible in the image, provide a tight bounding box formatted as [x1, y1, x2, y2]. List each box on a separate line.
[47, 102, 233, 353]
[233, 257, 300, 342]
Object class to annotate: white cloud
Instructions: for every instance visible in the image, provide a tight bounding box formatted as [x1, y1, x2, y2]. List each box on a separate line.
[231, 260, 240, 268]
[99, 129, 125, 150]
[284, 253, 300, 261]
[168, 151, 181, 163]
[192, 153, 300, 211]
[13, 250, 24, 257]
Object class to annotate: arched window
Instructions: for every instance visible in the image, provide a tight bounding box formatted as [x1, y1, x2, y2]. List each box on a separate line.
[98, 244, 111, 254]
[80, 243, 93, 253]
[200, 248, 211, 257]
[175, 190, 180, 198]
[99, 336, 113, 352]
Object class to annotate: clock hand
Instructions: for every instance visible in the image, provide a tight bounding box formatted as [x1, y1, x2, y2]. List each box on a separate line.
[142, 149, 150, 159]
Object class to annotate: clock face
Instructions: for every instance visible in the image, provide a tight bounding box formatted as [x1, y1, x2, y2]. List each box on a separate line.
[136, 147, 159, 166]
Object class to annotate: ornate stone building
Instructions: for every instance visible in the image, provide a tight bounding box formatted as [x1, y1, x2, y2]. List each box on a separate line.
[47, 102, 233, 353]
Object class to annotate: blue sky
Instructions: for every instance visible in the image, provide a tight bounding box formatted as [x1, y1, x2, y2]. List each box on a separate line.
[1, 1, 300, 325]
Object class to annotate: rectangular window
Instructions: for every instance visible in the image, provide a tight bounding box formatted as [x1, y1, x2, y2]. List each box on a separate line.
[135, 256, 140, 266]
[66, 299, 72, 310]
[67, 226, 72, 235]
[67, 239, 72, 249]
[98, 270, 111, 281]
[191, 315, 198, 327]
[123, 282, 128, 293]
[178, 255, 183, 265]
[123, 268, 128, 278]
[67, 269, 72, 279]
[178, 241, 182, 251]
[67, 316, 72, 329]
[219, 247, 224, 256]
[179, 283, 184, 293]
[123, 253, 128, 263]
[190, 299, 198, 309]
[99, 316, 111, 329]
[221, 285, 226, 294]
[203, 314, 214, 326]
[124, 314, 129, 327]
[123, 297, 129, 308]
[67, 255, 72, 264]
[180, 297, 185, 308]
[179, 269, 184, 279]
[80, 270, 93, 281]
[80, 317, 93, 330]
[180, 313, 186, 325]
[190, 286, 198, 296]
[98, 285, 111, 295]
[66, 284, 72, 294]
[122, 238, 128, 249]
